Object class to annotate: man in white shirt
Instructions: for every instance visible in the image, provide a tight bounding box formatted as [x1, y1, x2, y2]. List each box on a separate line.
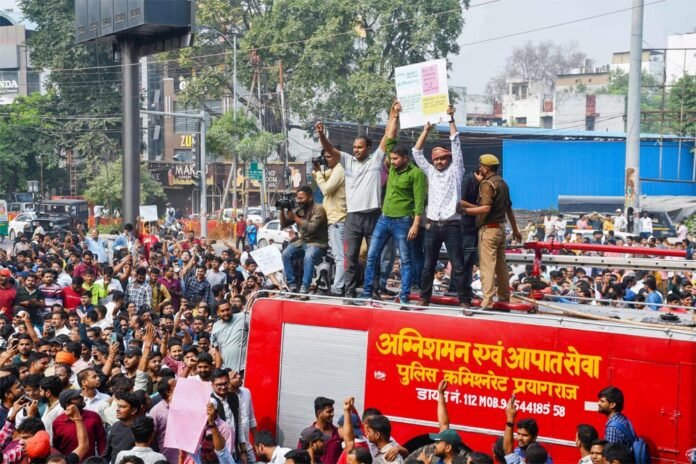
[639, 212, 653, 239]
[230, 370, 257, 463]
[411, 105, 468, 311]
[613, 210, 627, 232]
[255, 430, 293, 464]
[316, 101, 401, 301]
[79, 368, 111, 413]
[677, 222, 688, 241]
[575, 424, 599, 464]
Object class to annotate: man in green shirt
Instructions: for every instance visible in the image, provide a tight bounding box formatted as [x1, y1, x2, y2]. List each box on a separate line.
[361, 145, 426, 305]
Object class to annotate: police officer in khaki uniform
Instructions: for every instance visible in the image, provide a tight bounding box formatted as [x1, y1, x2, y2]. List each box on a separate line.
[461, 154, 522, 309]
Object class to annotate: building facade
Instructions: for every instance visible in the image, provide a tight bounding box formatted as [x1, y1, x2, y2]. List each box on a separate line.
[0, 12, 41, 105]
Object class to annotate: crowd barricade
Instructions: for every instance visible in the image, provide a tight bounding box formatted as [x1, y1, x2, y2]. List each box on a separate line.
[181, 219, 234, 240]
[88, 216, 122, 229]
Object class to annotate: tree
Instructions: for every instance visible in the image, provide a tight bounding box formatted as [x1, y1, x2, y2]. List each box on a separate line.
[83, 160, 165, 211]
[601, 69, 662, 133]
[667, 74, 696, 136]
[206, 112, 259, 215]
[235, 131, 285, 217]
[0, 92, 65, 194]
[19, 0, 122, 184]
[177, 0, 467, 129]
[486, 41, 587, 95]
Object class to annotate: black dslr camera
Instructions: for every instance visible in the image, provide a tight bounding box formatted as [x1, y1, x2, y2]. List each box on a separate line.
[275, 192, 296, 210]
[311, 156, 328, 167]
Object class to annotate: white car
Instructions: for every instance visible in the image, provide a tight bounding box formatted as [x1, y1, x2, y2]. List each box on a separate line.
[257, 220, 296, 249]
[8, 212, 36, 240]
[221, 207, 264, 225]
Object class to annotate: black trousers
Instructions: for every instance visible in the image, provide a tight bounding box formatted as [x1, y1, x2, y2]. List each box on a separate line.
[344, 209, 381, 295]
[421, 221, 468, 303]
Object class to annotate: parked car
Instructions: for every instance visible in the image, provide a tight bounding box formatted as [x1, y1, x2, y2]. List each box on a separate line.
[8, 212, 36, 240]
[37, 199, 89, 228]
[257, 220, 296, 249]
[222, 207, 265, 225]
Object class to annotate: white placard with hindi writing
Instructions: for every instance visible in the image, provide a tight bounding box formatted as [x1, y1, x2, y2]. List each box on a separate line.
[139, 205, 159, 222]
[251, 245, 284, 275]
[394, 59, 450, 129]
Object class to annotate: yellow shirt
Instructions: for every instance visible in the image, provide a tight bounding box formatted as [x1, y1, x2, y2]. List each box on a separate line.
[313, 164, 347, 224]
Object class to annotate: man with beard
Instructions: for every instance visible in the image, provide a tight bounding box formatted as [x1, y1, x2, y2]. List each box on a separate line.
[52, 388, 107, 458]
[279, 186, 329, 296]
[0, 375, 24, 428]
[103, 391, 141, 463]
[412, 106, 468, 311]
[189, 402, 235, 464]
[415, 381, 468, 464]
[210, 369, 247, 462]
[597, 386, 636, 450]
[300, 427, 329, 464]
[15, 273, 44, 327]
[254, 430, 293, 464]
[211, 301, 248, 372]
[503, 394, 552, 463]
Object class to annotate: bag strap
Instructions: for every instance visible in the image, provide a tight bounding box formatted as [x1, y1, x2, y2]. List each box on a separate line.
[608, 416, 636, 442]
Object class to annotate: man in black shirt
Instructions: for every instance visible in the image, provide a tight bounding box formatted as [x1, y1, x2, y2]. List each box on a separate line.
[103, 391, 141, 463]
[448, 171, 480, 309]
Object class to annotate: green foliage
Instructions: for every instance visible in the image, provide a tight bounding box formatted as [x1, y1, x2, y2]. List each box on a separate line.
[178, 0, 466, 127]
[83, 160, 165, 208]
[667, 74, 696, 136]
[235, 132, 286, 162]
[0, 92, 65, 193]
[600, 69, 662, 133]
[19, 0, 122, 173]
[206, 113, 259, 160]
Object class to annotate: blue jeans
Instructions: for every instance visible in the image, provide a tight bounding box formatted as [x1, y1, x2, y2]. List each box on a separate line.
[363, 216, 413, 302]
[282, 242, 326, 290]
[328, 222, 346, 293]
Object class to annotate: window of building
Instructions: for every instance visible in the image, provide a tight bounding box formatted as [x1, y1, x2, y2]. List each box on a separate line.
[173, 102, 198, 133]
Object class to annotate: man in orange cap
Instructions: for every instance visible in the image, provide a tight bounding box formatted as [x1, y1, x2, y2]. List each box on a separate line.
[412, 105, 470, 313]
[461, 154, 522, 310]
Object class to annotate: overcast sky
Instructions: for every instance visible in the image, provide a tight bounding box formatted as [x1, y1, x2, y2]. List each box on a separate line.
[1, 0, 694, 94]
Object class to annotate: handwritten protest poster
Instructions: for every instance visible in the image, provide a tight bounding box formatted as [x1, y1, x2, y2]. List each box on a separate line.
[164, 377, 212, 454]
[395, 59, 449, 128]
[251, 245, 284, 275]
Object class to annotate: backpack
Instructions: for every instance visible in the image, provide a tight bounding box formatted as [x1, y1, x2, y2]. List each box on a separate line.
[609, 418, 651, 464]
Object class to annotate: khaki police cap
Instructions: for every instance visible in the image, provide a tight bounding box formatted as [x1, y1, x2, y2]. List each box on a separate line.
[479, 154, 500, 166]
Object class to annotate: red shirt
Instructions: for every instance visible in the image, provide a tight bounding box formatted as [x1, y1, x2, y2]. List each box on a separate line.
[139, 233, 159, 259]
[0, 286, 16, 319]
[73, 263, 99, 279]
[61, 286, 83, 310]
[52, 409, 107, 459]
[236, 221, 246, 237]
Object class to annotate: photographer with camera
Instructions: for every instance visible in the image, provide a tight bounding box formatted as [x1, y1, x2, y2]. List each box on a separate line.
[312, 148, 347, 297]
[279, 186, 329, 297]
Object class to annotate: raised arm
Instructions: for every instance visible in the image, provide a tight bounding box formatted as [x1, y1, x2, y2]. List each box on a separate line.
[437, 380, 450, 431]
[315, 122, 341, 159]
[342, 397, 356, 454]
[379, 101, 402, 153]
[66, 404, 89, 461]
[503, 394, 517, 455]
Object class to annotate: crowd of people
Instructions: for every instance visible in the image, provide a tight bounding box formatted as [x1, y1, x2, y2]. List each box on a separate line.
[0, 97, 692, 464]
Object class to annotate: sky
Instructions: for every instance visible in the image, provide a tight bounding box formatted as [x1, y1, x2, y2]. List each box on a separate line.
[0, 0, 694, 94]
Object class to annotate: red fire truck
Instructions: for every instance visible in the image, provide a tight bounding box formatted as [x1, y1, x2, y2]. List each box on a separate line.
[244, 296, 696, 463]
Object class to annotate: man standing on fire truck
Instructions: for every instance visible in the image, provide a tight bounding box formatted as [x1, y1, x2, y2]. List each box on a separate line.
[315, 101, 401, 303]
[412, 105, 468, 312]
[461, 154, 522, 310]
